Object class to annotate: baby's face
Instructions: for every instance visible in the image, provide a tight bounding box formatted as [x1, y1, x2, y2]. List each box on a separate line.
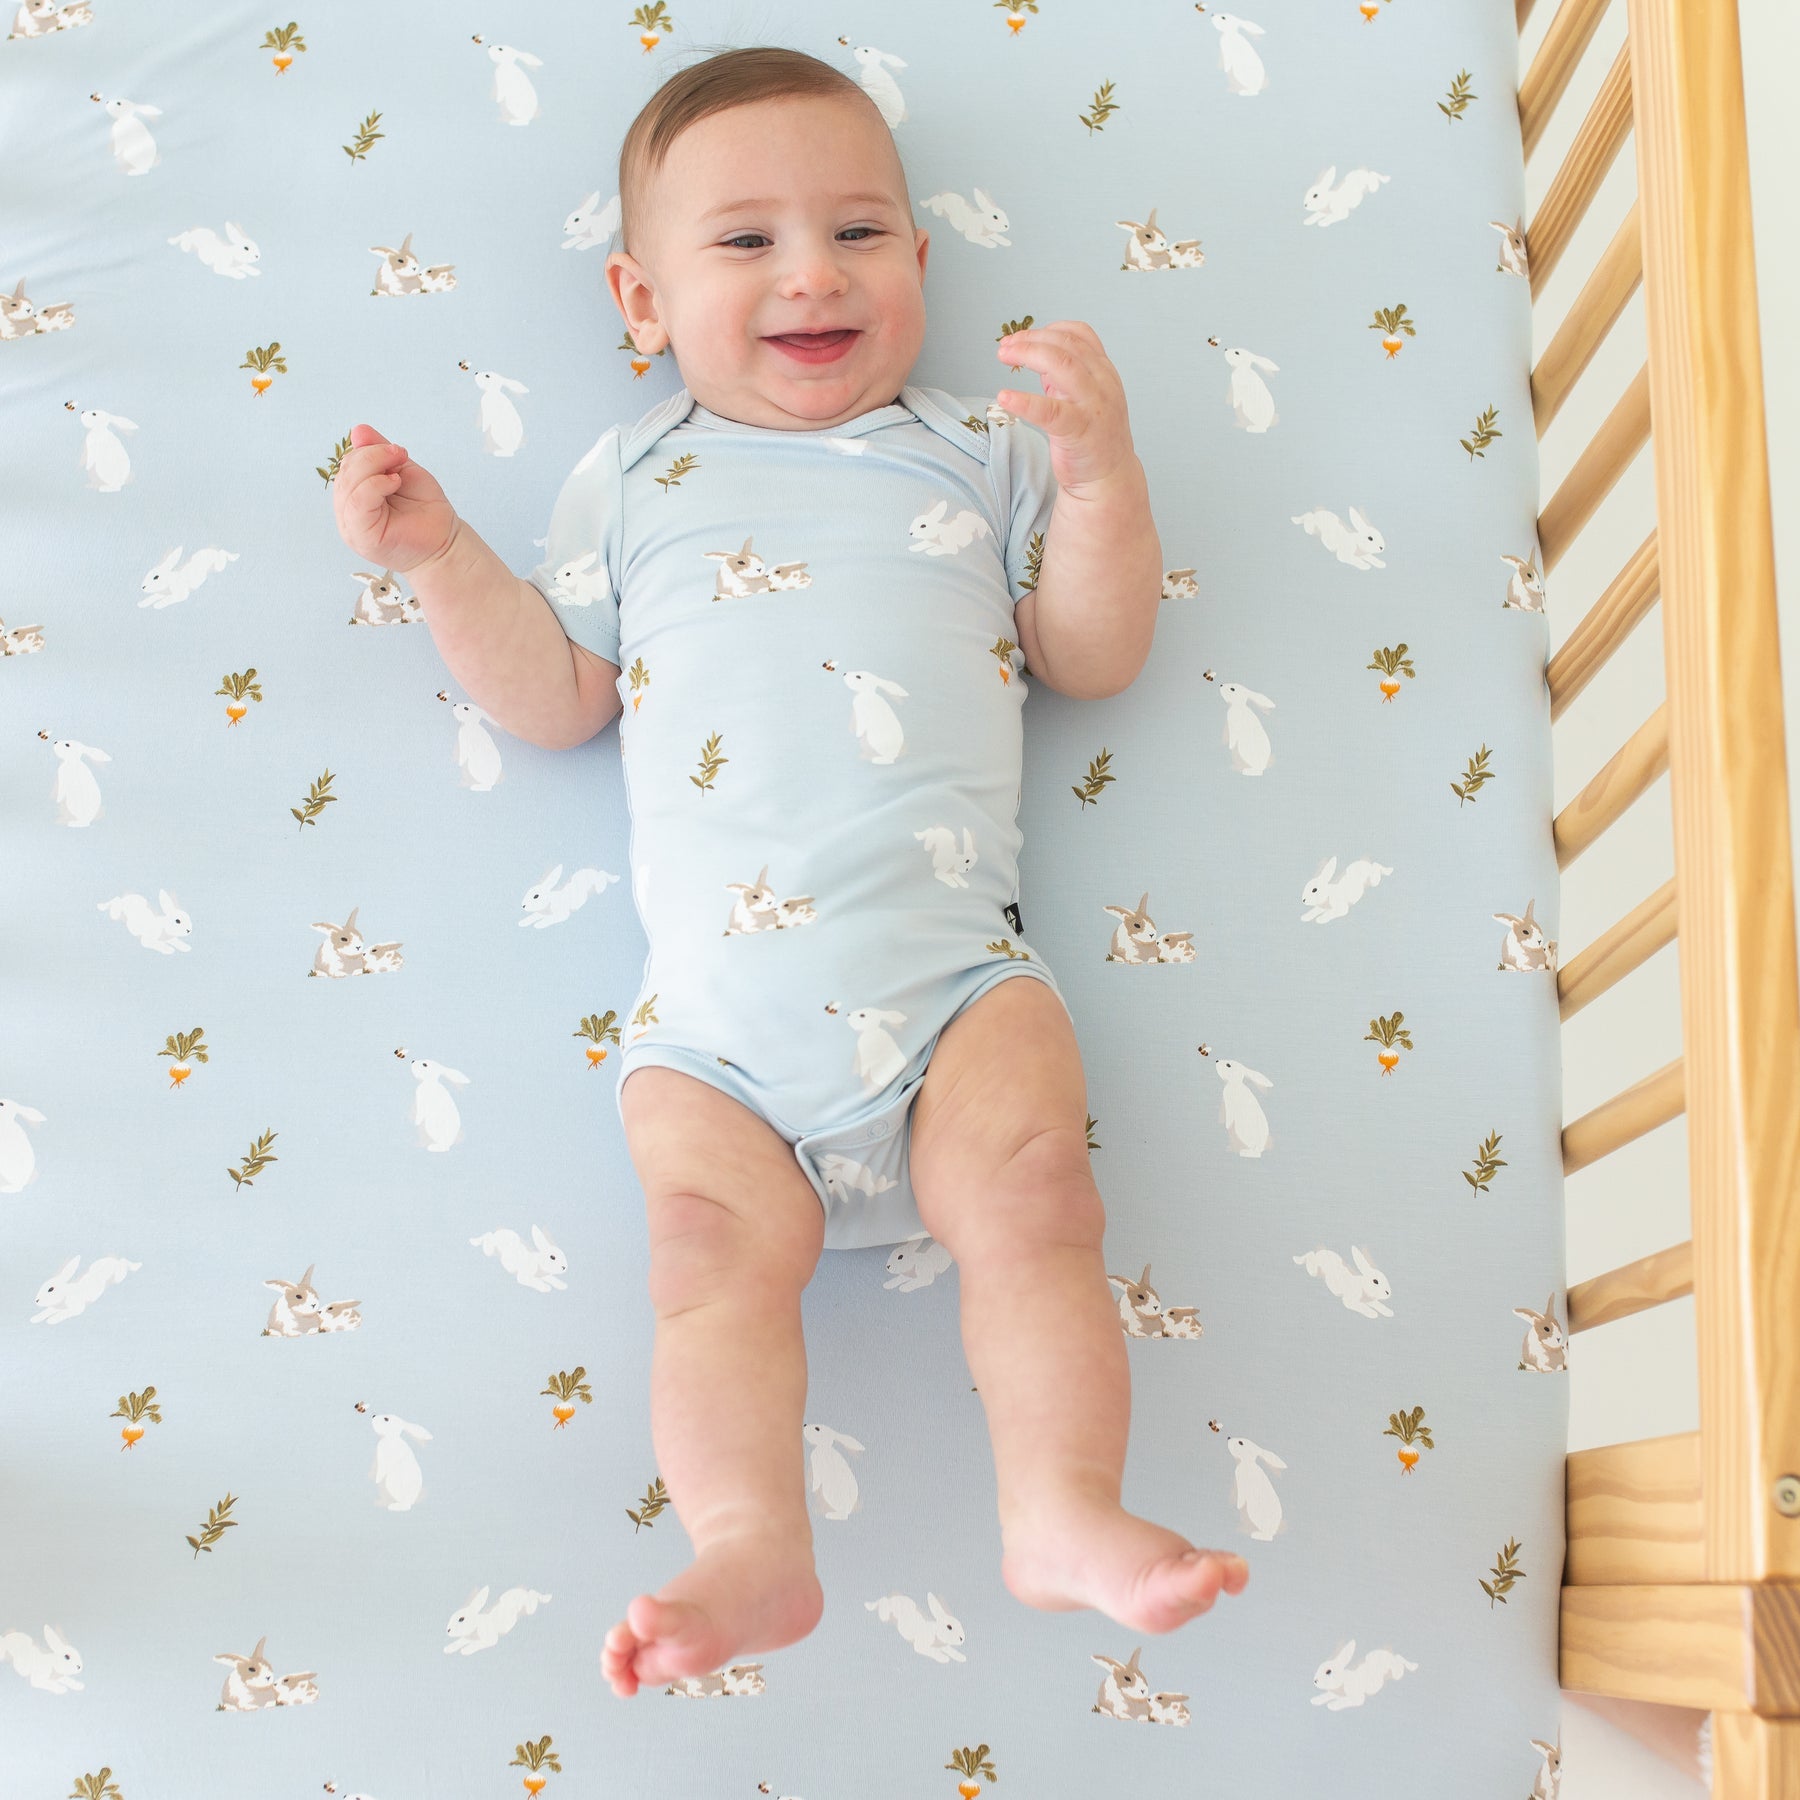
[607, 96, 930, 432]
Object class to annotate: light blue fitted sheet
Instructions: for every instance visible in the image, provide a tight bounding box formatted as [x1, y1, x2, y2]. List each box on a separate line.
[3, 3, 1566, 1795]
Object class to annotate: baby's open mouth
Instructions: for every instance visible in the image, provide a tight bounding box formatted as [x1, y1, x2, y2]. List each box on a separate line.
[765, 329, 859, 363]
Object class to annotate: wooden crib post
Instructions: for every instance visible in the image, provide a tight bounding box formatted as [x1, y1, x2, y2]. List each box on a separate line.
[1554, 1, 1800, 1793]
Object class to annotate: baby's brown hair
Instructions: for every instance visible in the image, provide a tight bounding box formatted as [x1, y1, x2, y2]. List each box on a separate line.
[616, 46, 899, 257]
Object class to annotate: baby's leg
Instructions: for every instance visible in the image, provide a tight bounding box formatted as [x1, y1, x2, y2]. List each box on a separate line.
[602, 1067, 827, 1699]
[910, 976, 1252, 1635]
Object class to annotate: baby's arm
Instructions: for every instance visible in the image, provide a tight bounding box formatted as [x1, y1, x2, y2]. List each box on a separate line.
[411, 517, 622, 749]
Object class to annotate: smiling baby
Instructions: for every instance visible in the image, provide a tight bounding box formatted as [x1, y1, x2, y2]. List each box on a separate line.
[329, 42, 1247, 1702]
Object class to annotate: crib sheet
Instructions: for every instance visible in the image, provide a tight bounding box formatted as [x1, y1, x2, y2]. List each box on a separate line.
[1, 2, 1567, 1795]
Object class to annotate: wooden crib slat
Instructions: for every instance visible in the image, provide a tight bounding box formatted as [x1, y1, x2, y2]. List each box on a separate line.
[1553, 701, 1669, 869]
[1538, 363, 1652, 573]
[1547, 529, 1659, 723]
[1568, 1239, 1693, 1333]
[1526, 38, 1633, 297]
[1533, 199, 1643, 438]
[1561, 1583, 1800, 1712]
[1627, 0, 1800, 1588]
[1711, 1714, 1800, 1800]
[1567, 1431, 1704, 1585]
[1558, 877, 1677, 1021]
[1519, 0, 1615, 159]
[1562, 1056, 1684, 1175]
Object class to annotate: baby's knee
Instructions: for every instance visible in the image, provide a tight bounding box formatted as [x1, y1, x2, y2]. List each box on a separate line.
[644, 1188, 820, 1317]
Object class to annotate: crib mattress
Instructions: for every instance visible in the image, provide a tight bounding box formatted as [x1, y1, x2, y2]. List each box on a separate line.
[2, 1, 1566, 1795]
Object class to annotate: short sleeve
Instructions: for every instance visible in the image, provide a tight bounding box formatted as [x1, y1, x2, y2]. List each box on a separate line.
[983, 406, 1057, 599]
[524, 425, 623, 667]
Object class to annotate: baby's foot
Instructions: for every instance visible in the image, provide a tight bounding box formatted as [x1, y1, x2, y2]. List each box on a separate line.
[1000, 1492, 1249, 1636]
[601, 1529, 824, 1698]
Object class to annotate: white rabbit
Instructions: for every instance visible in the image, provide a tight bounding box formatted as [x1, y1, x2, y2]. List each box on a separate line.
[0, 1624, 84, 1692]
[443, 1584, 552, 1655]
[803, 1421, 865, 1520]
[883, 1233, 953, 1291]
[98, 889, 191, 957]
[542, 547, 615, 614]
[724, 865, 785, 935]
[915, 824, 978, 887]
[1213, 1057, 1272, 1157]
[71, 405, 137, 491]
[1225, 1434, 1287, 1540]
[705, 537, 770, 596]
[841, 43, 907, 127]
[32, 1253, 142, 1324]
[167, 221, 261, 277]
[0, 1098, 47, 1193]
[1211, 342, 1278, 431]
[45, 737, 110, 826]
[845, 1005, 908, 1091]
[368, 1411, 433, 1511]
[1501, 552, 1548, 612]
[519, 862, 618, 926]
[864, 1592, 965, 1662]
[470, 1224, 568, 1291]
[1301, 166, 1389, 227]
[472, 37, 542, 127]
[816, 1148, 896, 1204]
[468, 366, 528, 456]
[1291, 505, 1385, 569]
[445, 696, 504, 791]
[93, 94, 162, 176]
[1311, 1638, 1418, 1708]
[1293, 1245, 1393, 1318]
[908, 497, 993, 555]
[262, 1263, 326, 1337]
[407, 1058, 469, 1153]
[919, 187, 1009, 247]
[138, 544, 238, 608]
[1212, 678, 1274, 775]
[1208, 12, 1268, 96]
[839, 666, 909, 763]
[562, 189, 621, 250]
[1300, 854, 1393, 923]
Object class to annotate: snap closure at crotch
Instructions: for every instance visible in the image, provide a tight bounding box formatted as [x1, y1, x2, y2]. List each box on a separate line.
[864, 1116, 894, 1139]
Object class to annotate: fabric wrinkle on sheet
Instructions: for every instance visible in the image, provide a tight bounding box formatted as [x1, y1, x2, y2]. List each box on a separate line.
[527, 384, 1068, 1251]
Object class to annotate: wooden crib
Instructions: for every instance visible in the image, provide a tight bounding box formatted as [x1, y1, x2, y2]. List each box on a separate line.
[1518, 0, 1798, 1793]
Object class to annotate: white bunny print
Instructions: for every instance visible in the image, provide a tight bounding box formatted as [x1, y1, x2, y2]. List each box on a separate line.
[803, 1421, 865, 1521]
[1311, 1639, 1419, 1708]
[919, 186, 1010, 246]
[864, 1592, 965, 1662]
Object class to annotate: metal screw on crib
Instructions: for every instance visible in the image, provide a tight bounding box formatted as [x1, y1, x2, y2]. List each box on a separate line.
[1774, 1475, 1800, 1518]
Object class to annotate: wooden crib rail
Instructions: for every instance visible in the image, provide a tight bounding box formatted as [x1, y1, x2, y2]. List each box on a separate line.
[1518, 0, 1800, 1788]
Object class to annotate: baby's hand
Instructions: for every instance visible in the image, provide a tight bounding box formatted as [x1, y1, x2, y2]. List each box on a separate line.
[331, 423, 459, 572]
[994, 322, 1140, 498]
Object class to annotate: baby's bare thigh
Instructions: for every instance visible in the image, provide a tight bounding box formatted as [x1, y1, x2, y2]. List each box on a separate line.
[618, 1066, 825, 1284]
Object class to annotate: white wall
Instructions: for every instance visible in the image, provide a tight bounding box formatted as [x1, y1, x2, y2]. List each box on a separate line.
[1519, 0, 1799, 1794]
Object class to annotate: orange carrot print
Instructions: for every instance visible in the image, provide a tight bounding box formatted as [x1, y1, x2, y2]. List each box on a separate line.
[217, 668, 263, 725]
[543, 1368, 592, 1429]
[1363, 1011, 1413, 1074]
[945, 1744, 999, 1795]
[1383, 1405, 1434, 1472]
[259, 23, 305, 73]
[112, 1386, 161, 1449]
[158, 1026, 209, 1089]
[1367, 644, 1415, 701]
[509, 1735, 561, 1793]
[632, 2, 671, 52]
[1369, 304, 1415, 357]
[575, 1011, 621, 1068]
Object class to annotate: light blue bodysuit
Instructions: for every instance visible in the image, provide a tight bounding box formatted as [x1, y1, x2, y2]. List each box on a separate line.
[526, 383, 1069, 1250]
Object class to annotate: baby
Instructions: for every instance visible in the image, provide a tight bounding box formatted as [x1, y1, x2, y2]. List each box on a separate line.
[331, 44, 1247, 1700]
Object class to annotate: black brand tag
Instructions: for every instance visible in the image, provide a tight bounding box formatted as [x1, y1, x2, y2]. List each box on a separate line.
[1003, 901, 1024, 936]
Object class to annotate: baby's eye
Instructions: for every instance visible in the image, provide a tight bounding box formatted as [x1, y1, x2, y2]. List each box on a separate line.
[720, 228, 883, 250]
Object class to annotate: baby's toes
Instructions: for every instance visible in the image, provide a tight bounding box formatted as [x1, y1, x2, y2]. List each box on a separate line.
[601, 1619, 644, 1696]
